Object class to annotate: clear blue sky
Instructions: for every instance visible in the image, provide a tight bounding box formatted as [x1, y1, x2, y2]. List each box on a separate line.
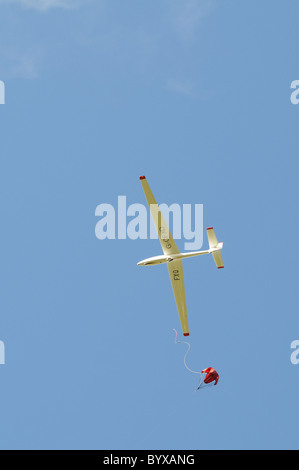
[0, 0, 298, 450]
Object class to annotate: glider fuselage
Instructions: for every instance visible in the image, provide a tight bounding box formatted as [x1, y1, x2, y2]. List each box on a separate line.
[137, 247, 222, 266]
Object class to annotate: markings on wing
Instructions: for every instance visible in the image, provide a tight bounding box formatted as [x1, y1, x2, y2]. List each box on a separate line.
[159, 223, 173, 253]
[171, 266, 181, 281]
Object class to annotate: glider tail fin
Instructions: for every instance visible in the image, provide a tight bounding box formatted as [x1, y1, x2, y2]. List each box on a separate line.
[206, 227, 224, 269]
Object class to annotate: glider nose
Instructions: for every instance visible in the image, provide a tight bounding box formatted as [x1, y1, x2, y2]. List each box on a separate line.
[137, 260, 146, 266]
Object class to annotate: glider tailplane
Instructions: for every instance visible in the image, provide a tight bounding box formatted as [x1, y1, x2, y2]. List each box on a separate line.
[207, 227, 224, 269]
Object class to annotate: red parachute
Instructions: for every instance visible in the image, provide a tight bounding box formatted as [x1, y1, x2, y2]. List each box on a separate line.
[201, 367, 219, 386]
[173, 329, 219, 390]
[195, 367, 219, 390]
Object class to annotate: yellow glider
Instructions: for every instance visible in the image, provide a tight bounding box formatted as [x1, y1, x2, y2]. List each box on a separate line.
[137, 176, 224, 336]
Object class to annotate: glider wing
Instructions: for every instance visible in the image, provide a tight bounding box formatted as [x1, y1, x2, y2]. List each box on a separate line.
[139, 176, 180, 256]
[139, 176, 189, 335]
[167, 260, 189, 336]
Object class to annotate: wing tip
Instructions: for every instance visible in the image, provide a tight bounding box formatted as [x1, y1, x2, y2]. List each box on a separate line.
[218, 266, 224, 269]
[139, 175, 146, 180]
[183, 333, 190, 336]
[207, 227, 213, 230]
